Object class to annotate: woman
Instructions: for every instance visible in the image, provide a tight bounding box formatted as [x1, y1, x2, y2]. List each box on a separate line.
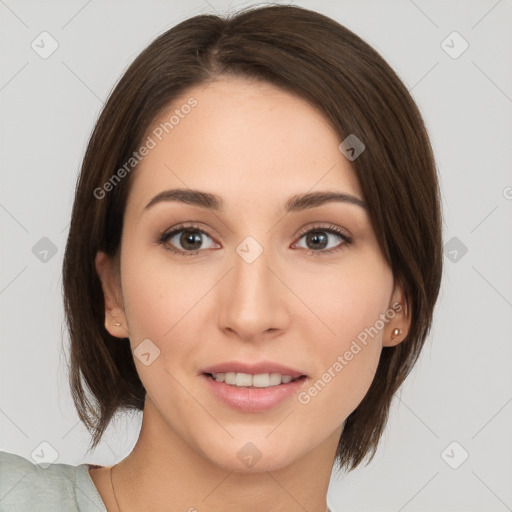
[0, 4, 442, 511]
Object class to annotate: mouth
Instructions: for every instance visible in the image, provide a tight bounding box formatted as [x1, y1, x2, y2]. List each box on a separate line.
[201, 365, 309, 411]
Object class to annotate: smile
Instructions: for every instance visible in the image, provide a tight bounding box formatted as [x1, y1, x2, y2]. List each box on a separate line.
[202, 373, 308, 412]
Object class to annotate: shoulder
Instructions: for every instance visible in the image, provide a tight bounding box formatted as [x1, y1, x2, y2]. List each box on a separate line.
[0, 451, 106, 512]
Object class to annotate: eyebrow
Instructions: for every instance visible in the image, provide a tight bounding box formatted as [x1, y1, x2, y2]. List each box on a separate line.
[144, 188, 367, 212]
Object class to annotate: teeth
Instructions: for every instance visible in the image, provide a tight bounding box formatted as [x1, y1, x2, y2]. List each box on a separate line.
[211, 372, 298, 388]
[236, 373, 252, 386]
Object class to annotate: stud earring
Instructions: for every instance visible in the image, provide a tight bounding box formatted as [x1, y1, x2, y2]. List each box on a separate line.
[392, 328, 402, 339]
[113, 321, 122, 327]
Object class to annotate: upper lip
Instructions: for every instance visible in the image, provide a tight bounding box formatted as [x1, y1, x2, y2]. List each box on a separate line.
[201, 361, 307, 378]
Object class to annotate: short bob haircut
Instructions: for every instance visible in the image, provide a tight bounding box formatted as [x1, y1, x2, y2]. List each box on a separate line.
[62, 4, 443, 473]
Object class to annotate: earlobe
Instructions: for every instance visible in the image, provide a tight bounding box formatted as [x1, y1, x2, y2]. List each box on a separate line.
[95, 251, 129, 339]
[106, 306, 130, 338]
[382, 286, 411, 347]
[383, 313, 408, 347]
[385, 326, 405, 347]
[392, 328, 403, 339]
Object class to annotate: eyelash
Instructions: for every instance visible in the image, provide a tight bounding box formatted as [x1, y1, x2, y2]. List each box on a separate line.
[157, 222, 352, 257]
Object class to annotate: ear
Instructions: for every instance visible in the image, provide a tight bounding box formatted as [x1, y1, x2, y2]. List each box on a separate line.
[95, 251, 129, 338]
[382, 284, 412, 347]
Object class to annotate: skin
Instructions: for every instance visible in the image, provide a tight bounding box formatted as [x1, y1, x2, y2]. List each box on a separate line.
[92, 76, 411, 512]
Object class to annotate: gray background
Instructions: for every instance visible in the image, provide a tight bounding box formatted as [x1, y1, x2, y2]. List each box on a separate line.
[1, 1, 511, 511]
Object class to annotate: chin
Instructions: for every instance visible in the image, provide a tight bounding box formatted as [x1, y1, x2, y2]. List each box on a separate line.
[199, 436, 301, 474]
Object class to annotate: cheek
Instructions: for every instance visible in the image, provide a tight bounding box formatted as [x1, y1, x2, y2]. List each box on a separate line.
[119, 251, 209, 402]
[293, 260, 393, 419]
[297, 255, 393, 349]
[120, 247, 211, 341]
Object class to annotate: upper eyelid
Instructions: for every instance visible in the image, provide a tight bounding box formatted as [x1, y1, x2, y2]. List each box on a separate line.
[160, 223, 214, 240]
[296, 223, 351, 238]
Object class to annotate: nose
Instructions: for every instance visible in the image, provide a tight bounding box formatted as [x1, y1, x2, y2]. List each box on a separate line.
[217, 241, 291, 342]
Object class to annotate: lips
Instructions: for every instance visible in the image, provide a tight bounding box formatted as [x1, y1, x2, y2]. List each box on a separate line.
[201, 361, 307, 379]
[202, 370, 309, 412]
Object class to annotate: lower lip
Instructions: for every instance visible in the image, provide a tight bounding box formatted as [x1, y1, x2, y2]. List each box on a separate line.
[202, 374, 308, 412]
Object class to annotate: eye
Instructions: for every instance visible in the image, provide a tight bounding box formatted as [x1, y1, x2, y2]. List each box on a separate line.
[158, 223, 219, 256]
[293, 224, 352, 256]
[158, 222, 352, 257]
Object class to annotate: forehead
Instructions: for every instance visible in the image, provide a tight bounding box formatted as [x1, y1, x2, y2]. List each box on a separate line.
[127, 77, 363, 211]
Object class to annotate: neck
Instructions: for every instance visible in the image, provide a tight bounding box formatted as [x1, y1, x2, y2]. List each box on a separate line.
[110, 398, 340, 512]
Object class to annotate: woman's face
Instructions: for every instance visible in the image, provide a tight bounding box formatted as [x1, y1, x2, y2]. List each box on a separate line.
[97, 76, 407, 472]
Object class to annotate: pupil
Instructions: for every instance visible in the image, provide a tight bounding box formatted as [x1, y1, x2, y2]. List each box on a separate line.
[307, 231, 327, 250]
[181, 230, 202, 250]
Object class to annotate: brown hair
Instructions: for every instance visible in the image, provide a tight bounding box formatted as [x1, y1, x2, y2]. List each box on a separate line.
[62, 3, 442, 472]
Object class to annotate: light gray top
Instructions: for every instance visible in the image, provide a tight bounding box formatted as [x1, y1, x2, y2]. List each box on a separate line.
[0, 451, 107, 511]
